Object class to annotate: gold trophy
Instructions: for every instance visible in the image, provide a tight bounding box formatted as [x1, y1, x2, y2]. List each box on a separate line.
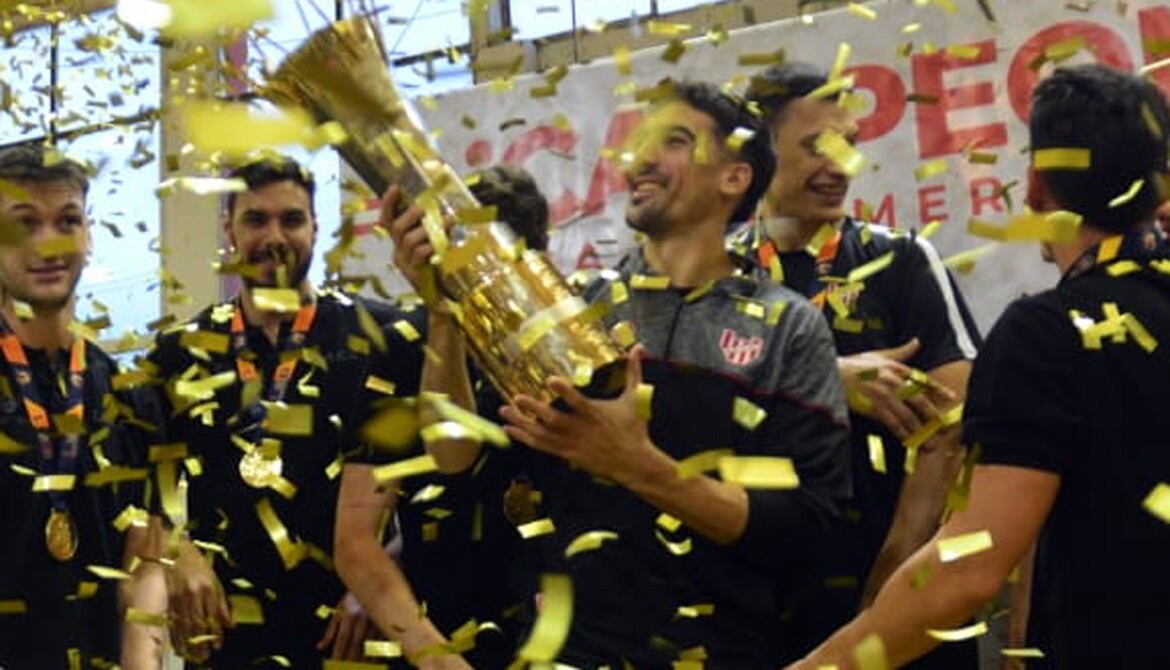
[264, 16, 624, 402]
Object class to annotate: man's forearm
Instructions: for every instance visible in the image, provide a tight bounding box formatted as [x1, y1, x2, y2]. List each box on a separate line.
[420, 311, 482, 473]
[620, 442, 750, 545]
[337, 537, 449, 657]
[120, 524, 168, 670]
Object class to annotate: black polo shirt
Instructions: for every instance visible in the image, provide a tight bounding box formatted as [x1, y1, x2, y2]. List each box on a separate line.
[0, 342, 154, 670]
[730, 218, 981, 666]
[963, 231, 1170, 666]
[146, 290, 424, 666]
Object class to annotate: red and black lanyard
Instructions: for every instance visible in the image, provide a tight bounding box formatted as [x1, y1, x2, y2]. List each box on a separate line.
[230, 299, 317, 436]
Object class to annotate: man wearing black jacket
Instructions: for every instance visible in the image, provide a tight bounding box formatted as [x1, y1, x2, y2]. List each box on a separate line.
[387, 80, 852, 668]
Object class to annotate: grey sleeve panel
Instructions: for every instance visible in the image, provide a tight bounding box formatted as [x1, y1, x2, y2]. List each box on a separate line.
[773, 297, 850, 425]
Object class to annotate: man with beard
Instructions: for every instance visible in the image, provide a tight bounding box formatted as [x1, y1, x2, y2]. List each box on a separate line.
[146, 156, 427, 666]
[790, 63, 1170, 670]
[387, 81, 852, 667]
[731, 62, 980, 667]
[0, 144, 166, 669]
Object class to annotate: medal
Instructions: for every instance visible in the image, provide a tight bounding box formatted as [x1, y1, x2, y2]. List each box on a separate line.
[238, 449, 283, 489]
[45, 509, 78, 562]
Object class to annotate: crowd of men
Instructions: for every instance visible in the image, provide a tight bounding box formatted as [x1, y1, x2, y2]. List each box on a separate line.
[0, 58, 1167, 670]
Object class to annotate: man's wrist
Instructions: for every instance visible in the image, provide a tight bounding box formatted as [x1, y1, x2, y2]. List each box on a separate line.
[617, 439, 676, 495]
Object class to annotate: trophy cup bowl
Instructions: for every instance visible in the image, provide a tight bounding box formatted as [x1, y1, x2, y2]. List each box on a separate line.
[264, 16, 625, 403]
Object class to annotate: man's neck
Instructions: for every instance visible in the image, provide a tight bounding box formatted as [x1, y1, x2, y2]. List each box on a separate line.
[239, 280, 315, 345]
[1, 297, 74, 361]
[642, 222, 736, 288]
[1052, 227, 1116, 275]
[763, 215, 838, 253]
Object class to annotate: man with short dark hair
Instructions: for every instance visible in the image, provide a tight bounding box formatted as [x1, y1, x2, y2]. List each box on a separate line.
[0, 143, 166, 669]
[469, 164, 550, 252]
[389, 80, 852, 667]
[146, 155, 429, 667]
[791, 63, 1170, 669]
[737, 62, 981, 667]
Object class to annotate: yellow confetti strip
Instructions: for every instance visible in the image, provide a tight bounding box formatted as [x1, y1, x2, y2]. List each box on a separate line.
[675, 604, 715, 618]
[262, 402, 313, 436]
[372, 454, 438, 483]
[635, 383, 655, 420]
[1108, 179, 1145, 208]
[1142, 482, 1170, 523]
[1001, 648, 1046, 659]
[927, 621, 989, 641]
[125, 608, 168, 627]
[677, 449, 732, 478]
[853, 633, 888, 670]
[847, 252, 895, 284]
[180, 330, 229, 354]
[945, 43, 981, 59]
[847, 2, 877, 20]
[251, 288, 301, 313]
[814, 130, 865, 177]
[968, 210, 1081, 243]
[86, 565, 132, 580]
[943, 244, 996, 275]
[937, 530, 993, 562]
[392, 319, 420, 343]
[717, 456, 799, 489]
[914, 159, 948, 181]
[0, 600, 27, 614]
[647, 20, 692, 36]
[564, 530, 618, 558]
[32, 474, 76, 492]
[868, 434, 887, 474]
[517, 518, 556, 539]
[732, 397, 767, 430]
[425, 393, 509, 447]
[364, 376, 396, 396]
[654, 531, 694, 556]
[631, 274, 671, 290]
[35, 237, 78, 258]
[364, 640, 402, 658]
[112, 505, 150, 532]
[1033, 148, 1091, 170]
[517, 574, 573, 662]
[255, 498, 304, 570]
[229, 594, 265, 625]
[1097, 235, 1123, 263]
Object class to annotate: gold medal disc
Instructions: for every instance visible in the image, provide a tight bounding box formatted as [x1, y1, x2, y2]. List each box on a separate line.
[239, 450, 283, 489]
[45, 509, 78, 562]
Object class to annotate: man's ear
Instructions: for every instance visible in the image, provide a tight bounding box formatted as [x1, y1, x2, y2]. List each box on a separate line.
[720, 162, 753, 200]
[222, 216, 236, 252]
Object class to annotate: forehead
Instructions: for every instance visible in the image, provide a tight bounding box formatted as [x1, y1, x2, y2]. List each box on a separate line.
[0, 180, 84, 210]
[774, 97, 856, 137]
[644, 100, 719, 135]
[233, 180, 311, 213]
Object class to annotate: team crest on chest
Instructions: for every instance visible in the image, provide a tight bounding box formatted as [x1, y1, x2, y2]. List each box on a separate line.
[719, 328, 764, 367]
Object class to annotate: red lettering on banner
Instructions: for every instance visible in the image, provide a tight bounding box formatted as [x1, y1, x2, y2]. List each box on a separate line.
[464, 139, 493, 167]
[1140, 7, 1170, 96]
[576, 243, 603, 270]
[912, 39, 1006, 159]
[1007, 21, 1133, 123]
[579, 107, 646, 223]
[918, 184, 948, 224]
[846, 65, 907, 142]
[970, 177, 1006, 217]
[854, 193, 898, 228]
[500, 125, 582, 223]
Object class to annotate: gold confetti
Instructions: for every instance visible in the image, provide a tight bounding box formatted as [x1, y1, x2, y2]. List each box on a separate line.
[677, 449, 732, 478]
[846, 252, 895, 283]
[35, 237, 78, 258]
[1033, 148, 1091, 170]
[717, 456, 799, 489]
[364, 376, 396, 396]
[564, 530, 618, 558]
[157, 0, 274, 38]
[654, 531, 693, 556]
[517, 574, 573, 662]
[614, 45, 632, 75]
[868, 434, 887, 474]
[631, 274, 671, 290]
[1001, 648, 1046, 659]
[943, 244, 996, 275]
[937, 530, 993, 562]
[927, 621, 989, 641]
[392, 319, 420, 342]
[32, 474, 76, 492]
[251, 289, 301, 313]
[256, 498, 304, 570]
[968, 211, 1081, 243]
[635, 383, 654, 420]
[183, 101, 339, 157]
[853, 633, 888, 670]
[847, 2, 877, 19]
[1142, 482, 1170, 523]
[0, 600, 27, 614]
[675, 604, 715, 618]
[363, 641, 402, 658]
[914, 158, 948, 182]
[229, 594, 265, 625]
[656, 513, 682, 533]
[425, 393, 509, 447]
[125, 608, 168, 627]
[732, 397, 767, 430]
[518, 518, 556, 539]
[1108, 179, 1145, 208]
[647, 20, 692, 36]
[372, 454, 438, 483]
[262, 402, 313, 436]
[945, 43, 981, 59]
[86, 565, 132, 580]
[814, 130, 865, 177]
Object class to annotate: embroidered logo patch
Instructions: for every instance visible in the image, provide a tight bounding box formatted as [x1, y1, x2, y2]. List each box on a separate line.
[719, 328, 764, 367]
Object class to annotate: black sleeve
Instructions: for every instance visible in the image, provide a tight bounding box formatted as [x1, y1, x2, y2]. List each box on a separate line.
[345, 302, 427, 465]
[894, 235, 981, 371]
[961, 297, 1085, 474]
[733, 301, 852, 566]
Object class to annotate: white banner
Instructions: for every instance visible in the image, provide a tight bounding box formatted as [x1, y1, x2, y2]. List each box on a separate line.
[347, 0, 1170, 332]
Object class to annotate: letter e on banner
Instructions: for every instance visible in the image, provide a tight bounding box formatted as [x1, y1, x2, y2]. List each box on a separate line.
[912, 39, 1006, 159]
